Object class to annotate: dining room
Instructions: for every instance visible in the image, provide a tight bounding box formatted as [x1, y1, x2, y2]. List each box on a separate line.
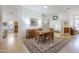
[22, 5, 68, 53]
[0, 5, 78, 53]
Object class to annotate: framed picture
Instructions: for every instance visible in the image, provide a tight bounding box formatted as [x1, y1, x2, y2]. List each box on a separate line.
[30, 18, 38, 26]
[64, 21, 69, 26]
[3, 22, 7, 26]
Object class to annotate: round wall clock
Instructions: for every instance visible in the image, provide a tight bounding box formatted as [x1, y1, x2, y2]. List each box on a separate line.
[52, 15, 58, 20]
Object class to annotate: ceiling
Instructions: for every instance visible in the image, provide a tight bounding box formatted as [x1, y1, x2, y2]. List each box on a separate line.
[2, 5, 79, 16]
[21, 5, 79, 15]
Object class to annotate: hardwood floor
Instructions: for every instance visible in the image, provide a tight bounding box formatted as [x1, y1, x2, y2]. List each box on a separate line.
[0, 33, 29, 53]
[58, 35, 79, 53]
[0, 32, 79, 53]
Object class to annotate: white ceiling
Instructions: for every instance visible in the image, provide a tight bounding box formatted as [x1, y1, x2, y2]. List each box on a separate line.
[21, 5, 79, 15]
[2, 5, 79, 17]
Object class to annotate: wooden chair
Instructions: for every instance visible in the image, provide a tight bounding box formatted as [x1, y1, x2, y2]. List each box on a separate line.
[48, 29, 54, 43]
[35, 31, 43, 44]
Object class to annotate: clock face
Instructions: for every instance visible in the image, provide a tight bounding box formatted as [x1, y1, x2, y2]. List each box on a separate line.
[53, 15, 58, 20]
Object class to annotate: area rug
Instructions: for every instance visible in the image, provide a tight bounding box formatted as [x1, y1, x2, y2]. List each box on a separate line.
[24, 37, 70, 53]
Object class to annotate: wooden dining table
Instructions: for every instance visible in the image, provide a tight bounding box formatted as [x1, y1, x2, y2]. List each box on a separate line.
[35, 30, 54, 44]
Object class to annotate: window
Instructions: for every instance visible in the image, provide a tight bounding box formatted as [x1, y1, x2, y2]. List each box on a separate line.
[74, 16, 79, 31]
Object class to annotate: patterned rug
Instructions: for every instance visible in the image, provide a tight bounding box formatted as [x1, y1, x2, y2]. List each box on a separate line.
[24, 38, 70, 53]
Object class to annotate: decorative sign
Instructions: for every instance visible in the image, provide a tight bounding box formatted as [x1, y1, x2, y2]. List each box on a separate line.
[52, 15, 58, 20]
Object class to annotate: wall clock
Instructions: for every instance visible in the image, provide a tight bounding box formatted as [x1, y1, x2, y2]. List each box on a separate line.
[52, 15, 58, 20]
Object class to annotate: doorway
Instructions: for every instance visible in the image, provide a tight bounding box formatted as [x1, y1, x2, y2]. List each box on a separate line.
[8, 21, 14, 33]
[3, 20, 19, 44]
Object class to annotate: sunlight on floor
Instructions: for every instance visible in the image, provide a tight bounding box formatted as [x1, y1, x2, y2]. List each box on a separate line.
[73, 35, 79, 49]
[7, 33, 15, 47]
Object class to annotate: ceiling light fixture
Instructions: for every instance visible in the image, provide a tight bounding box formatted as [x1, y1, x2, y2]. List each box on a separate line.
[67, 8, 71, 10]
[44, 5, 48, 8]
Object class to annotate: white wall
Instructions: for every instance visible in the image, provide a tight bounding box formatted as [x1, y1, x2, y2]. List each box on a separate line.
[2, 6, 22, 40]
[21, 7, 43, 39]
[2, 6, 74, 40]
[19, 6, 78, 39]
[43, 9, 72, 35]
[2, 6, 18, 21]
[2, 6, 43, 39]
[0, 6, 2, 42]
